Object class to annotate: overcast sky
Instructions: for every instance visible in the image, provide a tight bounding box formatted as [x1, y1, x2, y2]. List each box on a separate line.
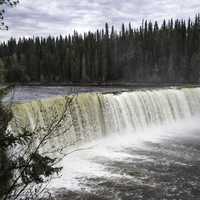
[0, 0, 199, 41]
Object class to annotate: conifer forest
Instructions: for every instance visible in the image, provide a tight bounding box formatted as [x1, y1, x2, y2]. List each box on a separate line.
[0, 15, 200, 84]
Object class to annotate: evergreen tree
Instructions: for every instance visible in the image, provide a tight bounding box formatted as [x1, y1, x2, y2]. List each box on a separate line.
[1, 15, 200, 84]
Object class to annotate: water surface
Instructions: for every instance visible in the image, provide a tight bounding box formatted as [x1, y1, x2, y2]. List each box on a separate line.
[8, 86, 200, 199]
[5, 86, 129, 103]
[50, 118, 200, 200]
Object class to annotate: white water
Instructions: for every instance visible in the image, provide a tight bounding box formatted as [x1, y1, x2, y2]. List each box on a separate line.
[49, 116, 200, 191]
[12, 87, 200, 145]
[11, 88, 200, 199]
[11, 87, 200, 196]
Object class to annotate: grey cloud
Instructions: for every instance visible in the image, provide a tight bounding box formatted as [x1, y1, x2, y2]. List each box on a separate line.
[0, 0, 199, 41]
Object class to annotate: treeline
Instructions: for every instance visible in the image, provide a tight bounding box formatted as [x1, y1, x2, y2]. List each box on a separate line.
[0, 15, 200, 83]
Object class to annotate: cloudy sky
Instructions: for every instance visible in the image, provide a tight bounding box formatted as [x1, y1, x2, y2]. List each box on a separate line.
[0, 0, 199, 41]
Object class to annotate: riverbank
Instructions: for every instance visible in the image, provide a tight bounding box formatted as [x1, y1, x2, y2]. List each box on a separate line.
[1, 81, 200, 88]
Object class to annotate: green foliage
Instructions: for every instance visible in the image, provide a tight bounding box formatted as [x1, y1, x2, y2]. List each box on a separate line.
[0, 90, 13, 198]
[0, 0, 19, 30]
[0, 0, 19, 6]
[0, 128, 32, 150]
[0, 85, 14, 102]
[19, 153, 62, 185]
[0, 58, 6, 82]
[1, 14, 200, 83]
[0, 88, 62, 200]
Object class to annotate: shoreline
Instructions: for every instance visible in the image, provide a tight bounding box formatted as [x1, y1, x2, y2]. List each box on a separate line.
[1, 82, 200, 88]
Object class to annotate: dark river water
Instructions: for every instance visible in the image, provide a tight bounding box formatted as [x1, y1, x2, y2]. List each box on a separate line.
[49, 118, 200, 200]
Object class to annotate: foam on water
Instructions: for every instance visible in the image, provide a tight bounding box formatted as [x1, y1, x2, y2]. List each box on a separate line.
[49, 116, 200, 191]
[10, 87, 200, 195]
[11, 87, 200, 150]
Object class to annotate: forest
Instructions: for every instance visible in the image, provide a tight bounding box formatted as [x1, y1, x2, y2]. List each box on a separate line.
[0, 14, 200, 84]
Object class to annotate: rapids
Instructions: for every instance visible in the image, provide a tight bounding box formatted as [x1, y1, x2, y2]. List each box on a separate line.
[10, 86, 200, 199]
[11, 87, 200, 146]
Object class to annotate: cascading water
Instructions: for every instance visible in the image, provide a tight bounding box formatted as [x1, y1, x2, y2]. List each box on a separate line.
[11, 87, 200, 149]
[10, 87, 200, 199]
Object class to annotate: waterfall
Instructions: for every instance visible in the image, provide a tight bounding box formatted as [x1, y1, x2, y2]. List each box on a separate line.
[11, 87, 200, 150]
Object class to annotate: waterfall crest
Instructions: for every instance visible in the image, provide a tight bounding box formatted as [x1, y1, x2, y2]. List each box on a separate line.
[11, 87, 200, 148]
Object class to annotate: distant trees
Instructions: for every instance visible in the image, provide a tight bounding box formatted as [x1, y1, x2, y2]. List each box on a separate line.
[0, 57, 6, 82]
[1, 14, 200, 84]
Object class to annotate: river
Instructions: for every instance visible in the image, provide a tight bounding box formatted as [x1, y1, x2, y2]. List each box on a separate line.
[9, 86, 200, 200]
